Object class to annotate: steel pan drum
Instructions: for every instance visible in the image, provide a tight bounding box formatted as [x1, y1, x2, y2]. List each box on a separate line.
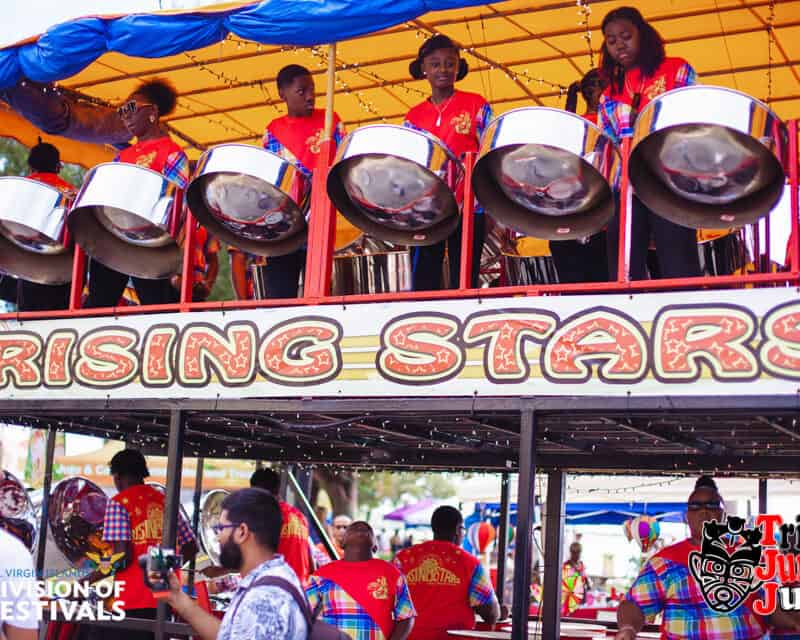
[630, 85, 787, 229]
[697, 228, 747, 276]
[327, 124, 463, 246]
[0, 177, 73, 284]
[0, 470, 37, 550]
[187, 144, 309, 257]
[69, 162, 181, 279]
[473, 108, 618, 241]
[199, 489, 229, 565]
[502, 234, 559, 286]
[47, 476, 111, 570]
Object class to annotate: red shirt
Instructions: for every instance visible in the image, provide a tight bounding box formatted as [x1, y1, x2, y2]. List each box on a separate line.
[111, 484, 165, 610]
[582, 111, 598, 126]
[264, 109, 344, 173]
[279, 501, 311, 584]
[27, 172, 75, 194]
[395, 540, 481, 640]
[116, 135, 189, 188]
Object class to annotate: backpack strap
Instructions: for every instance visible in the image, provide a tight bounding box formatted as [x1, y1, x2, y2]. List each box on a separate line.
[229, 574, 313, 629]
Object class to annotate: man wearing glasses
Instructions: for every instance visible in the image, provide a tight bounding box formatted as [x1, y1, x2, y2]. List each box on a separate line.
[165, 488, 307, 640]
[616, 476, 800, 640]
[394, 506, 500, 640]
[316, 515, 352, 564]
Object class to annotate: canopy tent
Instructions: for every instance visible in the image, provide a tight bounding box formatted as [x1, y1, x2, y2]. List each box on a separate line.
[471, 500, 687, 526]
[0, 0, 797, 168]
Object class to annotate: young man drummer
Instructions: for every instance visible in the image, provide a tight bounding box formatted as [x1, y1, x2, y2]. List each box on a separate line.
[84, 79, 189, 308]
[404, 35, 492, 291]
[230, 64, 345, 300]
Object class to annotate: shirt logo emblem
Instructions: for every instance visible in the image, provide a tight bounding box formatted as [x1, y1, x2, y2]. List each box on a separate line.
[405, 557, 460, 585]
[367, 576, 388, 600]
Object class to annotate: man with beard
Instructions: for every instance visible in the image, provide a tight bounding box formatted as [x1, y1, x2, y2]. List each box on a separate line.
[307, 522, 416, 640]
[85, 449, 197, 640]
[165, 488, 307, 640]
[616, 475, 800, 639]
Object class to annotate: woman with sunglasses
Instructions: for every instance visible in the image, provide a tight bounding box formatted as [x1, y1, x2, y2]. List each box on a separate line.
[599, 7, 702, 281]
[404, 35, 492, 291]
[616, 476, 800, 639]
[84, 79, 189, 308]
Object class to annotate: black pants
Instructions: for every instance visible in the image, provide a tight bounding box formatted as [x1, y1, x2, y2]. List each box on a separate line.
[606, 195, 701, 280]
[263, 249, 305, 299]
[549, 232, 609, 283]
[411, 214, 487, 290]
[84, 259, 178, 308]
[0, 275, 18, 304]
[18, 280, 71, 311]
[84, 607, 156, 640]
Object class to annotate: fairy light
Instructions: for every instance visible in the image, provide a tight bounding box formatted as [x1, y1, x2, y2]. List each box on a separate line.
[766, 0, 775, 103]
[576, 0, 594, 68]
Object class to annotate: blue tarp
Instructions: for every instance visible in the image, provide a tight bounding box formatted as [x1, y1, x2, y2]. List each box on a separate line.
[0, 0, 490, 90]
[471, 501, 687, 527]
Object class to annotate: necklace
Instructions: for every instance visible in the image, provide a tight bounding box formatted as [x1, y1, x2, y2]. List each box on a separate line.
[432, 93, 455, 127]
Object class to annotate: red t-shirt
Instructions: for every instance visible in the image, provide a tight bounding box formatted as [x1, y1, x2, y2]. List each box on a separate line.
[27, 172, 75, 194]
[279, 501, 311, 584]
[395, 540, 480, 640]
[116, 135, 188, 188]
[404, 90, 489, 159]
[111, 484, 165, 610]
[265, 109, 343, 173]
[582, 111, 598, 126]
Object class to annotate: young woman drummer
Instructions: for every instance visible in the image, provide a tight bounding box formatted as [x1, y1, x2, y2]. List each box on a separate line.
[84, 79, 189, 308]
[549, 68, 610, 284]
[405, 35, 492, 291]
[598, 7, 702, 281]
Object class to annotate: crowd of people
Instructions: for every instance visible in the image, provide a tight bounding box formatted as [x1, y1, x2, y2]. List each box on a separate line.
[0, 5, 731, 311]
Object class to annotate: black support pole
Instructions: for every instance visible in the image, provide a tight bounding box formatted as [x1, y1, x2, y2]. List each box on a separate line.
[758, 478, 768, 513]
[35, 427, 56, 576]
[157, 409, 185, 640]
[188, 456, 204, 594]
[540, 470, 566, 640]
[511, 409, 536, 640]
[496, 472, 511, 608]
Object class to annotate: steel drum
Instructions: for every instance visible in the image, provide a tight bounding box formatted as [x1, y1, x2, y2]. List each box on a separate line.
[501, 233, 559, 286]
[0, 470, 37, 550]
[697, 228, 747, 276]
[327, 124, 463, 246]
[187, 144, 309, 257]
[198, 489, 229, 566]
[630, 85, 788, 229]
[69, 162, 181, 279]
[47, 476, 111, 571]
[473, 108, 618, 241]
[0, 177, 74, 284]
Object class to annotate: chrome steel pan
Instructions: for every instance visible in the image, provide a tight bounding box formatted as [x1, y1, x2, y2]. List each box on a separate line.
[0, 470, 37, 550]
[68, 162, 181, 278]
[0, 177, 73, 284]
[630, 85, 788, 229]
[473, 107, 619, 241]
[47, 476, 110, 570]
[327, 124, 463, 246]
[187, 144, 309, 257]
[199, 489, 229, 565]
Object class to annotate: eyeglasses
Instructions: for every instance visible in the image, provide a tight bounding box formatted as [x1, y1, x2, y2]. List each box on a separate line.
[687, 501, 723, 511]
[211, 522, 240, 535]
[117, 100, 154, 118]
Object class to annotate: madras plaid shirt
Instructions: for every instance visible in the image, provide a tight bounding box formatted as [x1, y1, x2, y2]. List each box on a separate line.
[113, 149, 189, 189]
[467, 562, 496, 607]
[306, 571, 416, 640]
[598, 61, 696, 144]
[626, 552, 766, 639]
[262, 120, 345, 177]
[102, 499, 195, 545]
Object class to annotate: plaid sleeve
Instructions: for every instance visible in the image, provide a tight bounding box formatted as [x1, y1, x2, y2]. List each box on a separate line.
[467, 562, 496, 607]
[163, 150, 189, 189]
[102, 499, 132, 542]
[598, 96, 625, 144]
[625, 559, 666, 618]
[177, 512, 196, 547]
[394, 573, 416, 621]
[262, 129, 311, 176]
[306, 575, 322, 611]
[475, 102, 492, 141]
[675, 61, 697, 88]
[333, 115, 345, 147]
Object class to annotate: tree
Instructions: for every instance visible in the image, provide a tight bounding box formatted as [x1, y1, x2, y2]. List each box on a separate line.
[0, 137, 86, 184]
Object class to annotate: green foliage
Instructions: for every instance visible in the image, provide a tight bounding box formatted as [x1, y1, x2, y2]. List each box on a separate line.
[207, 245, 235, 301]
[356, 471, 458, 512]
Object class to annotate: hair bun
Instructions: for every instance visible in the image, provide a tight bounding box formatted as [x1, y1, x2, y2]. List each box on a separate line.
[695, 475, 718, 491]
[409, 59, 424, 80]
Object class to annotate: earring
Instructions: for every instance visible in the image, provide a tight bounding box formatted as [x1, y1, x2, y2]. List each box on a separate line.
[149, 115, 155, 123]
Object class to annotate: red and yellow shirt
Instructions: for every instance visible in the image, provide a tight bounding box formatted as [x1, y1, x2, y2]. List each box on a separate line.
[263, 109, 345, 176]
[279, 501, 311, 585]
[116, 136, 189, 188]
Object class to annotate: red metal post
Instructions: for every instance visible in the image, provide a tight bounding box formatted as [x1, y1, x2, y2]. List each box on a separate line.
[179, 211, 196, 307]
[459, 152, 476, 290]
[789, 119, 799, 274]
[616, 137, 632, 283]
[68, 245, 86, 311]
[169, 188, 184, 239]
[303, 140, 337, 299]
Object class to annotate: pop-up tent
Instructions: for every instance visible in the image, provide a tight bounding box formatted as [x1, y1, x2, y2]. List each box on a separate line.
[0, 0, 796, 168]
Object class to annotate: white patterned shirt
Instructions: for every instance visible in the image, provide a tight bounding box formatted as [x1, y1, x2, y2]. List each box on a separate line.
[217, 555, 307, 640]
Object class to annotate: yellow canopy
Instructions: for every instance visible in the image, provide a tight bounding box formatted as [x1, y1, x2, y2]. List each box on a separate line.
[4, 0, 799, 167]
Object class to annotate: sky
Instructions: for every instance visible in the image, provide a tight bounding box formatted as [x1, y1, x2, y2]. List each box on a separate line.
[0, 0, 223, 48]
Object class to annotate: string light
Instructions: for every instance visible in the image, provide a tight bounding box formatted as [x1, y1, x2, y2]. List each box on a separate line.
[576, 0, 594, 68]
[766, 0, 775, 103]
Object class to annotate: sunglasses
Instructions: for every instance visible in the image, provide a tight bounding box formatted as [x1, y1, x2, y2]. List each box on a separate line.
[117, 100, 154, 118]
[687, 501, 723, 511]
[211, 522, 240, 535]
